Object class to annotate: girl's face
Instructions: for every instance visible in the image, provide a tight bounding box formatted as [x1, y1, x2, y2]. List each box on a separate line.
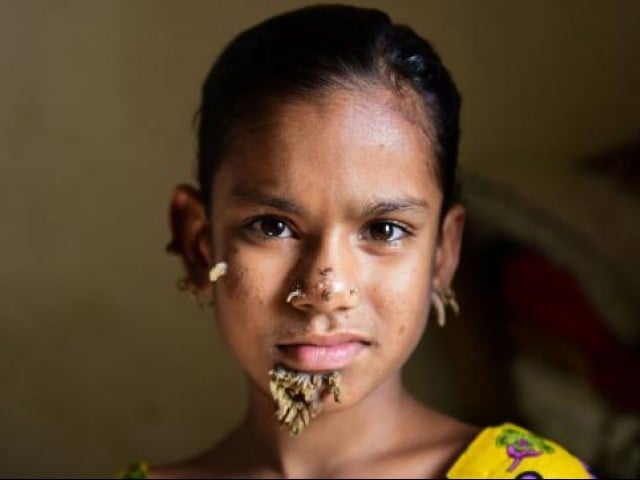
[208, 88, 463, 409]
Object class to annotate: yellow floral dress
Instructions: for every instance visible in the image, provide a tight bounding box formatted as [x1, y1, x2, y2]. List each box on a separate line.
[118, 423, 594, 479]
[446, 423, 594, 479]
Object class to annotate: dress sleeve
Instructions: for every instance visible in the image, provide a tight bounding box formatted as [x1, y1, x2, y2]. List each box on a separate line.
[447, 423, 595, 479]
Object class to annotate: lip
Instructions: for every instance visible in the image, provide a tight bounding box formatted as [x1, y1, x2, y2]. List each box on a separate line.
[277, 333, 371, 371]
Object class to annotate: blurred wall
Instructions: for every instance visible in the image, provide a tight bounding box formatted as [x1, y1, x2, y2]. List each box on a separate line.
[1, 0, 639, 476]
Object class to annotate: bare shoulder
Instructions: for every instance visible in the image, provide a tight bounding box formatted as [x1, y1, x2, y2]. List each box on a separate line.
[147, 452, 228, 479]
[397, 403, 481, 477]
[142, 453, 215, 479]
[146, 427, 256, 479]
[147, 464, 212, 479]
[431, 414, 480, 470]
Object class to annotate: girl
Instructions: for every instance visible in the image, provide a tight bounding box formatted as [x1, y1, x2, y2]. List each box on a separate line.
[125, 4, 593, 478]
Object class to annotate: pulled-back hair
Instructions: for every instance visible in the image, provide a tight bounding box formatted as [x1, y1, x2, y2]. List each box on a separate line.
[197, 4, 461, 218]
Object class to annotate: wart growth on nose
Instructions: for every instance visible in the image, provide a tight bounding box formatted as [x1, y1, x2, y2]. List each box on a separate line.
[318, 267, 335, 302]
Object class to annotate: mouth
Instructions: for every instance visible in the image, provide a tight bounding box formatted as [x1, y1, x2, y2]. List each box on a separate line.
[276, 333, 371, 371]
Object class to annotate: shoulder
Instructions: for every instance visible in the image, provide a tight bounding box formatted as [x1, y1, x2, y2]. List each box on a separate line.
[446, 422, 595, 479]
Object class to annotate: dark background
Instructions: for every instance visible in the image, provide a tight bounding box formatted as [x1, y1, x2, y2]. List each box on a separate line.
[1, 0, 638, 476]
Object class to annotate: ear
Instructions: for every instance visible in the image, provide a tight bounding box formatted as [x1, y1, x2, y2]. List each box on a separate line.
[166, 184, 213, 289]
[432, 203, 466, 291]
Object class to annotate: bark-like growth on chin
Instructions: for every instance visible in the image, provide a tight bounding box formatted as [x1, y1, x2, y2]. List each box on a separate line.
[268, 366, 342, 436]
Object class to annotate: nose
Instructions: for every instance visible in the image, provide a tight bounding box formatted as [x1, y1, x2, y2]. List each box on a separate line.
[287, 236, 359, 314]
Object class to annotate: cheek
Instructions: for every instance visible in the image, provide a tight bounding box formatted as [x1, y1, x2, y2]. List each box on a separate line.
[226, 263, 265, 307]
[211, 249, 283, 383]
[218, 247, 272, 319]
[214, 242, 293, 352]
[216, 236, 280, 304]
[369, 257, 432, 350]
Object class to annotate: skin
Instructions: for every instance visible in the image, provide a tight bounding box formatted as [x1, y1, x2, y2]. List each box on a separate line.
[162, 87, 475, 478]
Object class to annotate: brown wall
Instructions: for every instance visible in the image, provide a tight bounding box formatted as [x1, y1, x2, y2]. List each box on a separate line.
[1, 0, 639, 476]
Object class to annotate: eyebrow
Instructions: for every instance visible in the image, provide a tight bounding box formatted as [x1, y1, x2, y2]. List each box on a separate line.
[356, 197, 430, 217]
[230, 186, 304, 215]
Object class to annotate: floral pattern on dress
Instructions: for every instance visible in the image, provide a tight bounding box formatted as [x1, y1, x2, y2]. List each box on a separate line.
[496, 427, 555, 473]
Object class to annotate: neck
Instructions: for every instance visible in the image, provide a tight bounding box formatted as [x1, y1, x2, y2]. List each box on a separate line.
[240, 371, 418, 478]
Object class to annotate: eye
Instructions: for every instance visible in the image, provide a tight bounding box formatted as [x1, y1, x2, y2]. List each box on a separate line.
[246, 216, 295, 239]
[363, 221, 410, 243]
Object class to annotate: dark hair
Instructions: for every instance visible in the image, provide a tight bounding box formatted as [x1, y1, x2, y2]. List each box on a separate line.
[197, 4, 461, 218]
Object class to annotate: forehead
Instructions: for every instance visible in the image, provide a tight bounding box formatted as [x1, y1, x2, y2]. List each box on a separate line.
[213, 88, 441, 212]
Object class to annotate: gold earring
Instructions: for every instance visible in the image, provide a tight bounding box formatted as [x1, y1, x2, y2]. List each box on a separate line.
[431, 287, 460, 327]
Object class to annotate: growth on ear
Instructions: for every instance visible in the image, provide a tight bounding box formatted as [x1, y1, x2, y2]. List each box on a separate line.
[166, 184, 213, 289]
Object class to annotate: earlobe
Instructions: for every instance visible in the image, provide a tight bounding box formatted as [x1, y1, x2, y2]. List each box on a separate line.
[433, 203, 466, 289]
[167, 184, 213, 288]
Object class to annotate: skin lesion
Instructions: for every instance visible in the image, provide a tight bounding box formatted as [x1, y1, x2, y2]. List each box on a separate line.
[268, 366, 342, 436]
